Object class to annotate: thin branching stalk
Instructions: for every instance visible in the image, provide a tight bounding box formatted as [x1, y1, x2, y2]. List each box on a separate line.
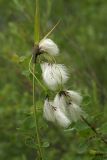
[81, 116, 107, 145]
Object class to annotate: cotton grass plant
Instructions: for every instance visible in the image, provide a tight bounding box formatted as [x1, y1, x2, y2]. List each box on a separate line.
[28, 0, 107, 159]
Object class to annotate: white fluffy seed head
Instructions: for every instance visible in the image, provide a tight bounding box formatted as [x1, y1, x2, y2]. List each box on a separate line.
[43, 99, 55, 122]
[43, 97, 71, 128]
[53, 94, 71, 127]
[66, 90, 83, 105]
[53, 90, 85, 123]
[54, 93, 67, 115]
[41, 63, 69, 90]
[54, 108, 71, 128]
[68, 103, 85, 122]
[39, 38, 59, 56]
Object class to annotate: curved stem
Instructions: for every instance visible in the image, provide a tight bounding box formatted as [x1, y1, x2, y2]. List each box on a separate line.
[33, 64, 44, 160]
[29, 56, 47, 93]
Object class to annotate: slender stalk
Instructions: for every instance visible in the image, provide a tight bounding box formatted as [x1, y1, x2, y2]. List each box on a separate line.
[33, 65, 44, 160]
[81, 116, 107, 145]
[34, 0, 39, 43]
[32, 0, 44, 159]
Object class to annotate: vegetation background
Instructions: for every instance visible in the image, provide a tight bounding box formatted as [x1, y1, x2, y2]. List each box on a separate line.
[0, 0, 107, 159]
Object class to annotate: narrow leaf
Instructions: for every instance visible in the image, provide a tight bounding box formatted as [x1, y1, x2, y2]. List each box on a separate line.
[43, 19, 61, 40]
[34, 0, 40, 43]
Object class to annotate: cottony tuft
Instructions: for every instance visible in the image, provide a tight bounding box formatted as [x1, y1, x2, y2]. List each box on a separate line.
[39, 38, 59, 56]
[41, 63, 69, 90]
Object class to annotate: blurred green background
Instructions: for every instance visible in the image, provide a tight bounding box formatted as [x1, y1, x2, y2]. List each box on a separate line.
[0, 0, 107, 159]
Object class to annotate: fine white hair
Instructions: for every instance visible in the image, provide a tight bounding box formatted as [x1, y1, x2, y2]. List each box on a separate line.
[39, 38, 59, 56]
[54, 93, 68, 116]
[43, 99, 55, 122]
[41, 63, 69, 90]
[43, 98, 71, 128]
[54, 108, 71, 128]
[53, 90, 85, 123]
[65, 90, 83, 105]
[68, 103, 85, 122]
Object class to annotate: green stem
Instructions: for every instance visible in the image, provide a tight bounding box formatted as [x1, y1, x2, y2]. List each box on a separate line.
[33, 64, 44, 160]
[34, 0, 40, 43]
[32, 0, 44, 159]
[29, 56, 47, 93]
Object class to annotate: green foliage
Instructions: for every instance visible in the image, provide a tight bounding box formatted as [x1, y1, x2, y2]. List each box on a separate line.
[0, 0, 107, 159]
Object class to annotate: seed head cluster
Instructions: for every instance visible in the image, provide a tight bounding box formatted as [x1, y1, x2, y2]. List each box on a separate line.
[37, 38, 85, 128]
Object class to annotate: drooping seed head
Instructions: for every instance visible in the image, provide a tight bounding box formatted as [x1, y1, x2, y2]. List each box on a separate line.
[39, 38, 59, 56]
[41, 63, 69, 90]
